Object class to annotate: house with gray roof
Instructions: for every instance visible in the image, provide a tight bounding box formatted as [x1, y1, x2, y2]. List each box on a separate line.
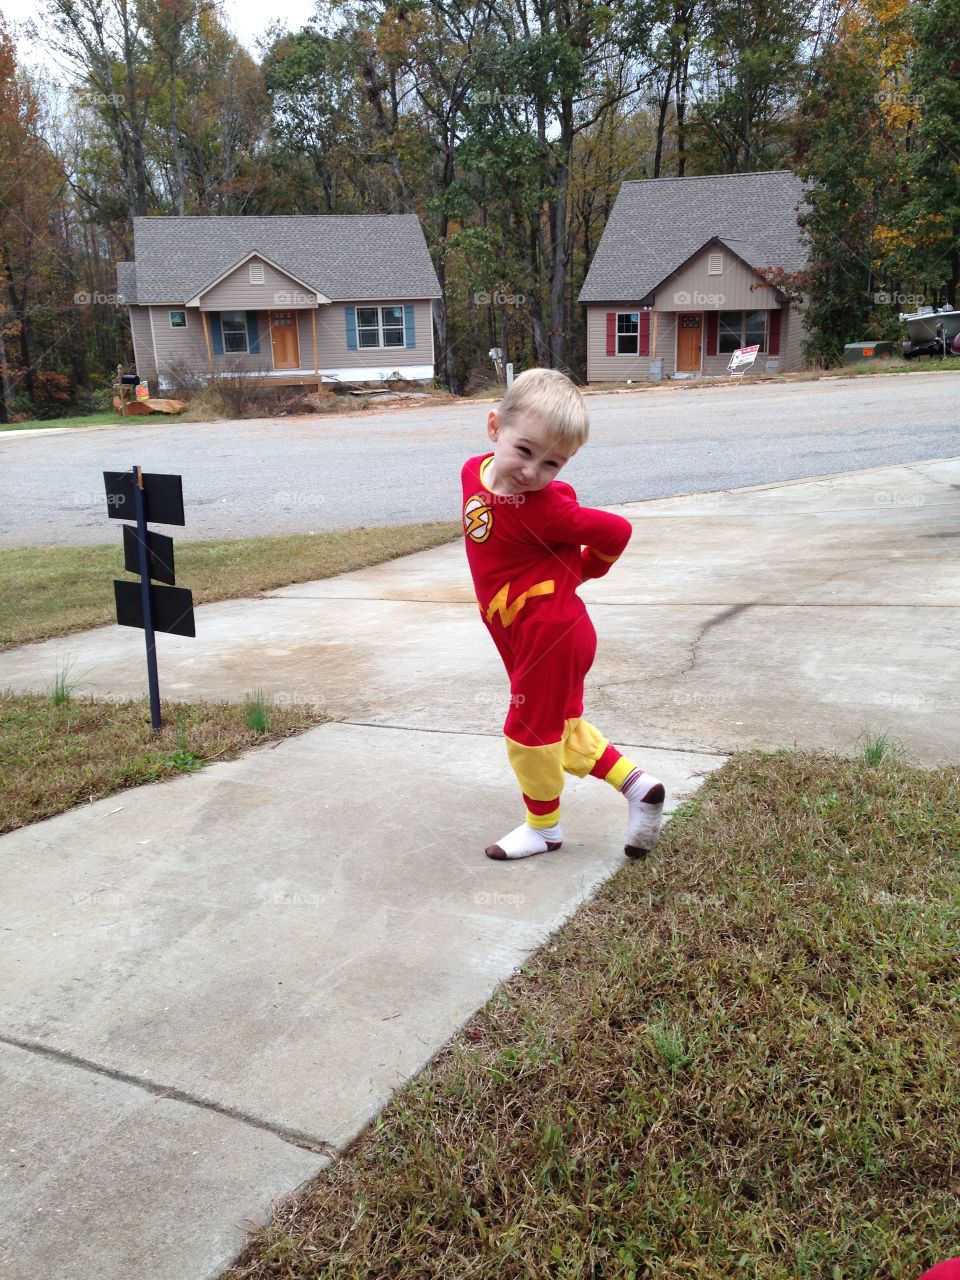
[578, 171, 809, 380]
[116, 214, 442, 390]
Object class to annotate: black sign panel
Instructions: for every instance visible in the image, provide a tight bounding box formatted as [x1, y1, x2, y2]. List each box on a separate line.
[122, 523, 176, 586]
[104, 471, 185, 526]
[114, 580, 195, 637]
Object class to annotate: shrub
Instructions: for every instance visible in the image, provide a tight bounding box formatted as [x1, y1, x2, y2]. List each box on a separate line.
[5, 392, 33, 422]
[181, 384, 228, 422]
[32, 371, 73, 418]
[211, 359, 270, 417]
[69, 386, 115, 415]
[164, 357, 212, 401]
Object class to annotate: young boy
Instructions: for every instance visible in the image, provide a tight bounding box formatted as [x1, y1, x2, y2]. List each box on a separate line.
[460, 367, 666, 860]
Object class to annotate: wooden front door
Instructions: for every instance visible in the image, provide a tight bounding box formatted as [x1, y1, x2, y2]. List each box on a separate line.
[269, 311, 300, 369]
[676, 313, 702, 372]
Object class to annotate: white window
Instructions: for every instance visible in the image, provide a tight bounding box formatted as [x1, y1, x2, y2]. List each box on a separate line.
[708, 253, 724, 275]
[616, 312, 639, 355]
[382, 305, 405, 347]
[249, 262, 264, 285]
[357, 305, 406, 349]
[718, 310, 766, 354]
[221, 310, 249, 353]
[169, 310, 187, 328]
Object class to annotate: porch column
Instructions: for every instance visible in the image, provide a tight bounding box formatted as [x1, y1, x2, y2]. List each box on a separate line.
[312, 310, 319, 392]
[201, 311, 214, 372]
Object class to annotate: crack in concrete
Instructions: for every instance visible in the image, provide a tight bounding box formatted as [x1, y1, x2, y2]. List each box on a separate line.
[0, 1031, 338, 1159]
[674, 603, 754, 679]
[334, 720, 729, 756]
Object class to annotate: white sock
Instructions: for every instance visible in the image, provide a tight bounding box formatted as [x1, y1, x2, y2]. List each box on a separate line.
[621, 770, 665, 855]
[485, 821, 563, 860]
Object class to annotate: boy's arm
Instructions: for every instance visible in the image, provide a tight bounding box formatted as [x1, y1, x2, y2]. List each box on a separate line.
[539, 486, 632, 580]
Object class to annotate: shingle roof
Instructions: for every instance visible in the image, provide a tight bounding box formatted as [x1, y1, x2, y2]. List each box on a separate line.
[116, 260, 137, 304]
[578, 171, 808, 303]
[124, 214, 442, 304]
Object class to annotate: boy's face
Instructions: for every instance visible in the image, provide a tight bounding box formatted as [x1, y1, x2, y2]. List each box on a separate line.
[486, 409, 576, 495]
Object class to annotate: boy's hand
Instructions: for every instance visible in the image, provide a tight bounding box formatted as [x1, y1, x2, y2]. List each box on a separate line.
[579, 546, 618, 580]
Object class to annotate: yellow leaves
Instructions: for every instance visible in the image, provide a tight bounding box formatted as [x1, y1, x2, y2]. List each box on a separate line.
[876, 96, 922, 135]
[872, 223, 911, 255]
[836, 0, 916, 68]
[866, 0, 911, 26]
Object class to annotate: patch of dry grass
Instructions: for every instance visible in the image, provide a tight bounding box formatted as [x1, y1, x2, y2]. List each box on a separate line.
[0, 522, 460, 650]
[0, 690, 326, 834]
[221, 750, 960, 1280]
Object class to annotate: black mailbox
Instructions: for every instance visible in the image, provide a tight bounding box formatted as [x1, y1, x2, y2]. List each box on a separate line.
[120, 373, 140, 386]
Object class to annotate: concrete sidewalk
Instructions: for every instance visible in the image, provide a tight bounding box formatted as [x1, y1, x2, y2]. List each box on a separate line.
[1, 456, 958, 1280]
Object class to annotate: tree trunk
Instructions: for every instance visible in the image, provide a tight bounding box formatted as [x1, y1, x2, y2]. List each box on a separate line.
[170, 49, 186, 214]
[526, 221, 549, 364]
[653, 67, 674, 178]
[436, 274, 459, 395]
[677, 48, 690, 176]
[119, 0, 149, 215]
[0, 324, 9, 423]
[3, 254, 33, 398]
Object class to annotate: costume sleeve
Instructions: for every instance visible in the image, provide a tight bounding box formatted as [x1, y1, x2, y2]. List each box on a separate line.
[539, 485, 632, 580]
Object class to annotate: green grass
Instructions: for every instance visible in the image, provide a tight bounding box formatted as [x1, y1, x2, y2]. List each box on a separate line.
[825, 358, 960, 378]
[49, 656, 83, 706]
[858, 730, 905, 766]
[220, 749, 960, 1280]
[244, 688, 271, 734]
[0, 411, 119, 431]
[0, 521, 461, 650]
[0, 690, 326, 834]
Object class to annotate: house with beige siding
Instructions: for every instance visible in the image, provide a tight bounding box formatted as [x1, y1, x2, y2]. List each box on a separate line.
[116, 214, 441, 390]
[579, 171, 809, 381]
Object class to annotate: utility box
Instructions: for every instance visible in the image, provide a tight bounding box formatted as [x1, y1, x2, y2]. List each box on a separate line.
[843, 341, 894, 363]
[649, 358, 663, 382]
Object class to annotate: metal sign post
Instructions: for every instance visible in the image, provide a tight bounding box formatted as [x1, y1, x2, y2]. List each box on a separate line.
[133, 465, 162, 729]
[103, 466, 195, 731]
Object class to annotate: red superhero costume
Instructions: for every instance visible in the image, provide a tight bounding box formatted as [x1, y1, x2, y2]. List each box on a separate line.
[461, 452, 636, 828]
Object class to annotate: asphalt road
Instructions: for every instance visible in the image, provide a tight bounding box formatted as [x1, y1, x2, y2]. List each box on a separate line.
[1, 373, 958, 548]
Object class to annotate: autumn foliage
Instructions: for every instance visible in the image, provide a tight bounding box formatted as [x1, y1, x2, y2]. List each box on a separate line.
[2, 0, 956, 411]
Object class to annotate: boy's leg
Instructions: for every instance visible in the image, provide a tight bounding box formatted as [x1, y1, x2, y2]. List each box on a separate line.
[558, 710, 666, 859]
[486, 620, 577, 860]
[586, 739, 666, 857]
[488, 693, 566, 860]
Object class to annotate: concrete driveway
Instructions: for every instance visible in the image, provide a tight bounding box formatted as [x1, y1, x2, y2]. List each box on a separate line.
[0, 454, 957, 1279]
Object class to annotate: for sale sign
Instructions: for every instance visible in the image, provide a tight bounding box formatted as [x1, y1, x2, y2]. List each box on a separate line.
[728, 344, 760, 371]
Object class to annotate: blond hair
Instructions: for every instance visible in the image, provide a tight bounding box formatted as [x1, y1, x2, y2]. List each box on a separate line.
[498, 367, 589, 450]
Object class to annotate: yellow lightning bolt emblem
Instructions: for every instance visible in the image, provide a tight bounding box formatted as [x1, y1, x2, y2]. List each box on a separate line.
[463, 493, 494, 543]
[485, 579, 555, 627]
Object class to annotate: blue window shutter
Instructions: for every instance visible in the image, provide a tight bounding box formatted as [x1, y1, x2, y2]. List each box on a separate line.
[345, 306, 357, 350]
[246, 311, 260, 354]
[210, 312, 223, 355]
[403, 304, 415, 348]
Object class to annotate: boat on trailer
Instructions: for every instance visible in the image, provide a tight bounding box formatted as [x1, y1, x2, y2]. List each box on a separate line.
[899, 304, 960, 344]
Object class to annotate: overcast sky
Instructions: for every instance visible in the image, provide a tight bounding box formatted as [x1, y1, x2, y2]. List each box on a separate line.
[5, 0, 319, 76]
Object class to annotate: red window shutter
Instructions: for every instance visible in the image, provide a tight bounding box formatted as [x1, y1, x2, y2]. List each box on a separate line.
[768, 307, 782, 356]
[639, 311, 650, 356]
[606, 312, 616, 356]
[705, 312, 719, 357]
